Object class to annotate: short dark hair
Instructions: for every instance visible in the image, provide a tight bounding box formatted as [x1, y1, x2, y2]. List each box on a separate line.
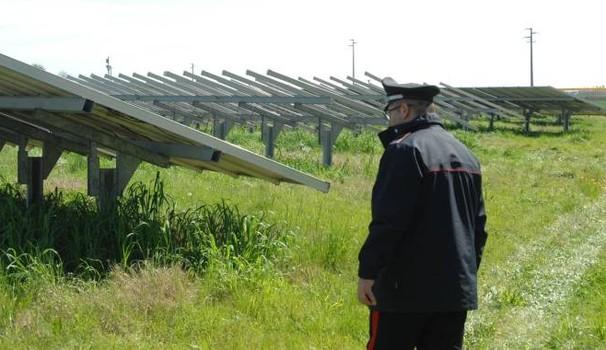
[402, 99, 431, 117]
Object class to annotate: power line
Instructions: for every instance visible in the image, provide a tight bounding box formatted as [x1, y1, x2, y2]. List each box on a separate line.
[349, 39, 357, 84]
[525, 28, 537, 87]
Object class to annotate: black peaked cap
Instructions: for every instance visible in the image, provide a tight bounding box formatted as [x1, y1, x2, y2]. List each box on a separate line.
[381, 77, 440, 106]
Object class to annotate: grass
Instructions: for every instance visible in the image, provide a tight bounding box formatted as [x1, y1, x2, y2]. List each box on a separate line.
[0, 173, 290, 279]
[0, 115, 605, 348]
[545, 247, 606, 349]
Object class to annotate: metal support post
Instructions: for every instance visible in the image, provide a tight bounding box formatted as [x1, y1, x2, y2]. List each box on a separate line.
[524, 110, 532, 134]
[488, 113, 496, 130]
[98, 168, 117, 211]
[317, 118, 323, 145]
[17, 137, 28, 184]
[213, 119, 224, 139]
[87, 142, 100, 196]
[264, 125, 275, 158]
[26, 157, 43, 207]
[451, 111, 467, 131]
[0, 140, 5, 153]
[321, 129, 333, 167]
[262, 122, 283, 159]
[563, 111, 571, 132]
[260, 117, 266, 142]
[96, 152, 141, 210]
[212, 119, 233, 140]
[320, 122, 343, 167]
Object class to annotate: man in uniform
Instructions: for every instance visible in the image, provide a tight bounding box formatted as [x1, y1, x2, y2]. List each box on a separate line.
[357, 78, 488, 349]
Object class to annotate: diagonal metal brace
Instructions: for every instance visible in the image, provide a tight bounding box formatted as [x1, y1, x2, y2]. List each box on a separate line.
[116, 152, 141, 195]
[131, 141, 221, 162]
[42, 142, 63, 179]
[0, 97, 94, 113]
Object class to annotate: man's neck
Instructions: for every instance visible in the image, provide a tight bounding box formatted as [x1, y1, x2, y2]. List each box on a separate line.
[389, 113, 418, 127]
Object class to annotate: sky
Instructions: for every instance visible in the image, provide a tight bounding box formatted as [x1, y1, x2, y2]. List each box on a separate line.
[1, 0, 604, 88]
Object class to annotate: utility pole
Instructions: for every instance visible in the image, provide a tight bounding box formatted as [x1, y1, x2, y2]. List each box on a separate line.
[525, 28, 537, 86]
[105, 57, 112, 76]
[349, 39, 357, 84]
[191, 63, 195, 81]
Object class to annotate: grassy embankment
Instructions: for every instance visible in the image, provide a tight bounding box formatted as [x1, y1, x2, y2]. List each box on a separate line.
[0, 115, 605, 349]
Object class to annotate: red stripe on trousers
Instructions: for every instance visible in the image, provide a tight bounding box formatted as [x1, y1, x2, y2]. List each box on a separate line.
[367, 311, 380, 350]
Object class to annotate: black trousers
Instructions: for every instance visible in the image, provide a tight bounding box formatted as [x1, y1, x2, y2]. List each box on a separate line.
[366, 310, 467, 350]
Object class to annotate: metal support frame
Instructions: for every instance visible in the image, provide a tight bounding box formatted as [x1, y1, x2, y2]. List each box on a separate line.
[131, 141, 220, 162]
[68, 69, 603, 150]
[153, 101, 212, 127]
[212, 118, 233, 140]
[87, 73, 240, 130]
[42, 143, 63, 179]
[439, 82, 521, 120]
[95, 152, 141, 210]
[87, 142, 100, 196]
[320, 123, 343, 167]
[262, 121, 283, 158]
[524, 109, 533, 134]
[563, 110, 571, 132]
[116, 152, 141, 194]
[488, 113, 496, 130]
[98, 168, 116, 211]
[143, 72, 251, 124]
[321, 129, 333, 167]
[17, 136, 28, 184]
[26, 157, 43, 207]
[0, 113, 90, 155]
[28, 111, 170, 167]
[114, 95, 330, 104]
[267, 70, 381, 117]
[190, 100, 247, 127]
[0, 97, 94, 113]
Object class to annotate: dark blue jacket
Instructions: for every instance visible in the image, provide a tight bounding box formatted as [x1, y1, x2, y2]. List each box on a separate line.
[358, 114, 488, 312]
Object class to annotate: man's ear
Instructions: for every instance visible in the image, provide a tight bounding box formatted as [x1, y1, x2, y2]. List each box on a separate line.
[400, 103, 409, 117]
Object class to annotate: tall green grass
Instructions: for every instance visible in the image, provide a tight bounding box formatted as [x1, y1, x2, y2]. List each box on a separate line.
[0, 173, 290, 284]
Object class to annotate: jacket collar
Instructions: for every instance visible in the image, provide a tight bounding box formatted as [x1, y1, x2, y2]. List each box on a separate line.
[378, 113, 443, 148]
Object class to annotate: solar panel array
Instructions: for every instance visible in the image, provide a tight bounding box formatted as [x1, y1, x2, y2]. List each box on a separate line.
[2, 50, 604, 208]
[562, 88, 606, 109]
[69, 69, 605, 164]
[0, 53, 330, 208]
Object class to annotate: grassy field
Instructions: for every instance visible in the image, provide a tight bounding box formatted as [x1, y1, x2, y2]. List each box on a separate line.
[0, 115, 606, 349]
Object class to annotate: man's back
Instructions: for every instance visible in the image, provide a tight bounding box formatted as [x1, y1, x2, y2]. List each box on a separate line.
[359, 117, 488, 312]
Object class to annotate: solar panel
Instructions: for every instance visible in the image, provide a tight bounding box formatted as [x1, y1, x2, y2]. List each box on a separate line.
[0, 53, 330, 199]
[459, 86, 604, 114]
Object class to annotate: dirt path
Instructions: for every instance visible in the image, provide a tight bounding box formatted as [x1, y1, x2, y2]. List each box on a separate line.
[467, 192, 606, 349]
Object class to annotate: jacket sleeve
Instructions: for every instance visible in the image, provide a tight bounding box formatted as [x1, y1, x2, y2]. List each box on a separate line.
[358, 144, 424, 279]
[474, 177, 488, 269]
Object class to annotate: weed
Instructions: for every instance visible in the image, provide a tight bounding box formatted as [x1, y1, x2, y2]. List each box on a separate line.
[0, 173, 290, 281]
